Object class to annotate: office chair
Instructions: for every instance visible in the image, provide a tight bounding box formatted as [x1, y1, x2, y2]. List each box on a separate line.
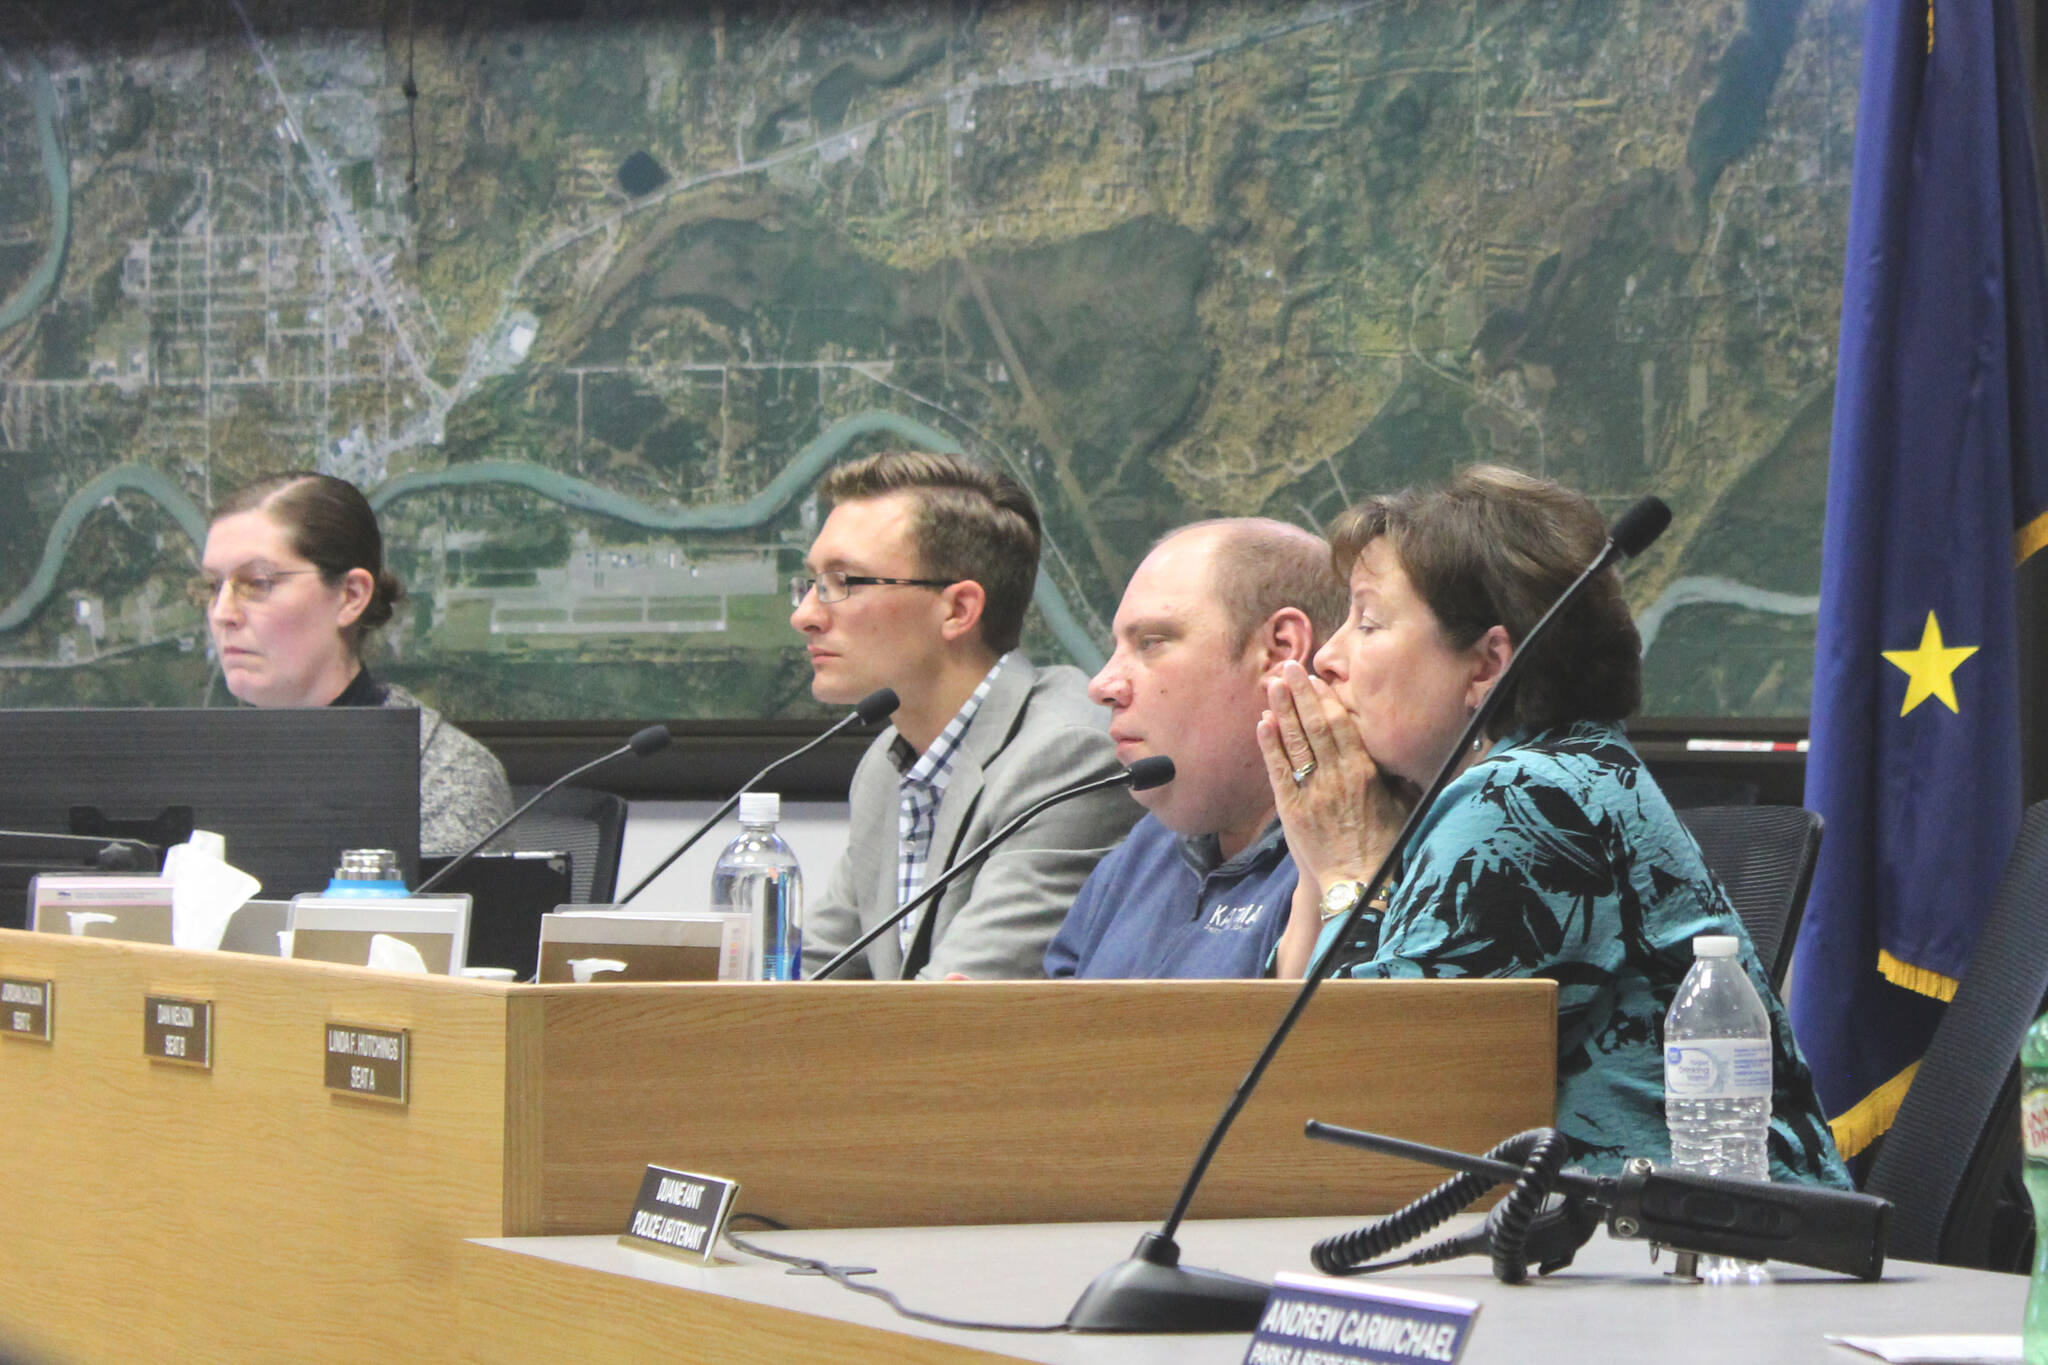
[1862, 799, 2048, 1272]
[1676, 804, 1824, 993]
[1657, 775, 1761, 808]
[491, 785, 629, 903]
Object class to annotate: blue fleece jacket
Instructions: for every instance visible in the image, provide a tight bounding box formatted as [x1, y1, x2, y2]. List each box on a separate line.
[1044, 814, 1297, 978]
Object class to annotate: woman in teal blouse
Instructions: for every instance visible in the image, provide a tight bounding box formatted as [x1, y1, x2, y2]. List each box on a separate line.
[1259, 464, 1847, 1186]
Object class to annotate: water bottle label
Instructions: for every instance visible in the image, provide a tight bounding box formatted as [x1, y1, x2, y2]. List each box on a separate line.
[1664, 1039, 1772, 1099]
[2024, 1088, 2048, 1157]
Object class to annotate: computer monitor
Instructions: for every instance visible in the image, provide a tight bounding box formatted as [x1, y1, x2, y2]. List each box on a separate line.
[420, 849, 573, 981]
[0, 708, 421, 929]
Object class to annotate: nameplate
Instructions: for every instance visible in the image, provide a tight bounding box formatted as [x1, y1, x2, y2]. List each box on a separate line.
[1, 978, 53, 1042]
[323, 1023, 409, 1104]
[618, 1165, 738, 1265]
[144, 995, 213, 1069]
[1244, 1273, 1480, 1365]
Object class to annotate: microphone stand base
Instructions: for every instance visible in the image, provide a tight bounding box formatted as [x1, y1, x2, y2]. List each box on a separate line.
[1064, 1232, 1270, 1334]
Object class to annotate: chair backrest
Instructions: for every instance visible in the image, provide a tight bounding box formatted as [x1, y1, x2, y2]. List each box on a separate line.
[1657, 774, 1761, 809]
[1675, 804, 1824, 993]
[492, 785, 629, 904]
[1863, 799, 2048, 1270]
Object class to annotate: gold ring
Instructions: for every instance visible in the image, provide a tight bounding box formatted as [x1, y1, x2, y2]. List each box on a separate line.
[1290, 760, 1318, 785]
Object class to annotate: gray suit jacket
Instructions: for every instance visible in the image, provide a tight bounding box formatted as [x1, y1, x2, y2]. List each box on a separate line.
[803, 655, 1141, 980]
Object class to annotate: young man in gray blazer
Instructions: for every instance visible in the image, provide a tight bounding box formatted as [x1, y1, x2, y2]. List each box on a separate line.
[792, 452, 1140, 979]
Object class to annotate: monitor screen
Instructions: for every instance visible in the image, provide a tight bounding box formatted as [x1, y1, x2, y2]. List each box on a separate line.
[420, 849, 572, 981]
[0, 708, 421, 928]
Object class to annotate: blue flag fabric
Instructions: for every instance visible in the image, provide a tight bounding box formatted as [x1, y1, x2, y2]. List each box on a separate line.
[1796, 0, 2048, 1158]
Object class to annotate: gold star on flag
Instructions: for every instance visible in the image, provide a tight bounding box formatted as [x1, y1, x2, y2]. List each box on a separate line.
[1881, 611, 1979, 717]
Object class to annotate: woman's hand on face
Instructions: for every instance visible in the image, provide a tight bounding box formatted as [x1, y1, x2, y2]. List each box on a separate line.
[1257, 659, 1410, 892]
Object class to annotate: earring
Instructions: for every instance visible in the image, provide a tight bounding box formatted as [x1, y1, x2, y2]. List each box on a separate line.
[1471, 734, 1485, 752]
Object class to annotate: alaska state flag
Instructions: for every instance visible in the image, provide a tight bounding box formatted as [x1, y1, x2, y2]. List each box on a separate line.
[1795, 0, 2048, 1159]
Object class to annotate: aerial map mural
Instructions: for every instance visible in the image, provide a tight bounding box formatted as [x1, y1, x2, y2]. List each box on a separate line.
[0, 0, 1858, 720]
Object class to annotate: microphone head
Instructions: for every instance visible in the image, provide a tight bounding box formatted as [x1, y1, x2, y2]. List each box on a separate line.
[1126, 755, 1176, 791]
[626, 724, 673, 757]
[855, 688, 901, 724]
[1609, 496, 1672, 559]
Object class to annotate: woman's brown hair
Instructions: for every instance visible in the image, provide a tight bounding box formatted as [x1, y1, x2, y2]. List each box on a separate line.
[214, 473, 405, 645]
[1327, 464, 1642, 734]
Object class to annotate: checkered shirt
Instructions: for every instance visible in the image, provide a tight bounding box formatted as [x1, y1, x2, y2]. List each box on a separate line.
[895, 655, 1010, 957]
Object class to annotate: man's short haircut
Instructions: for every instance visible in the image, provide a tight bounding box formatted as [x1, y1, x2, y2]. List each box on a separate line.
[1326, 464, 1642, 734]
[1165, 518, 1349, 653]
[819, 451, 1041, 654]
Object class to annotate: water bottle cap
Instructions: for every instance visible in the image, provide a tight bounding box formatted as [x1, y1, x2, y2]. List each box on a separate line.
[738, 791, 780, 824]
[334, 848, 402, 881]
[1692, 934, 1739, 958]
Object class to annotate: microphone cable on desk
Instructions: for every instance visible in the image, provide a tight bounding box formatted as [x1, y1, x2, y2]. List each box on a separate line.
[1310, 1127, 1597, 1284]
[721, 1213, 1071, 1335]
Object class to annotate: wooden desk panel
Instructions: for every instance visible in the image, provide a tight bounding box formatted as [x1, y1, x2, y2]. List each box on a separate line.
[0, 930, 526, 1365]
[0, 931, 1555, 1364]
[456, 1241, 1022, 1365]
[523, 977, 1559, 1232]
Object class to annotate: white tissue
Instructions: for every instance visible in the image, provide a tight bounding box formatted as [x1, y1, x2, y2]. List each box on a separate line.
[366, 933, 431, 974]
[163, 830, 261, 952]
[66, 911, 118, 937]
[567, 957, 629, 983]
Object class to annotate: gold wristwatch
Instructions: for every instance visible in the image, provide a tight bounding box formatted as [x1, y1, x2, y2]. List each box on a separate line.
[1319, 880, 1368, 921]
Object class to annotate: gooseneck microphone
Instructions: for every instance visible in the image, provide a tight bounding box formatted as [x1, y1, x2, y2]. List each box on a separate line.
[810, 755, 1174, 981]
[1065, 495, 1672, 1334]
[613, 688, 899, 907]
[414, 724, 673, 894]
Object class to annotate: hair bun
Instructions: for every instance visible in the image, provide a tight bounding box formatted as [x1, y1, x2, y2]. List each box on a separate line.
[360, 569, 406, 630]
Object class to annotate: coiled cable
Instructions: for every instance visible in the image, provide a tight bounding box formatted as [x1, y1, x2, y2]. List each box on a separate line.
[1310, 1127, 1579, 1284]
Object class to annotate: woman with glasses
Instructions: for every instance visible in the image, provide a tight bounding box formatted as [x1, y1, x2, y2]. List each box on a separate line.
[195, 472, 512, 855]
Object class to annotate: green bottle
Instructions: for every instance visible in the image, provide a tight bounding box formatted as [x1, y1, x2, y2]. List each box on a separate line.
[2022, 1012, 2048, 1365]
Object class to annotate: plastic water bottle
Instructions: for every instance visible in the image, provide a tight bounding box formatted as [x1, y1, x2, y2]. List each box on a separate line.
[1664, 933, 1773, 1284]
[710, 792, 803, 981]
[2020, 1011, 2048, 1363]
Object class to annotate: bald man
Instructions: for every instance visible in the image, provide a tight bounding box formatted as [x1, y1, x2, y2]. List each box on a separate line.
[1045, 520, 1347, 978]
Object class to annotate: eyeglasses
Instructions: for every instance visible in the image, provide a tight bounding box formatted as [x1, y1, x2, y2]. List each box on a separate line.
[186, 568, 320, 610]
[790, 571, 954, 608]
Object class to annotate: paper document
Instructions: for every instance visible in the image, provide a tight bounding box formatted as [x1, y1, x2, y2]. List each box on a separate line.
[1825, 1335, 2021, 1364]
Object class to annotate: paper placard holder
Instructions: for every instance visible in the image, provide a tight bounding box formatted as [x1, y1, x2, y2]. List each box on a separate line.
[287, 895, 473, 975]
[537, 910, 748, 984]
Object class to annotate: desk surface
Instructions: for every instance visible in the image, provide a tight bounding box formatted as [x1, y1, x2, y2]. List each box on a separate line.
[464, 1216, 2026, 1364]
